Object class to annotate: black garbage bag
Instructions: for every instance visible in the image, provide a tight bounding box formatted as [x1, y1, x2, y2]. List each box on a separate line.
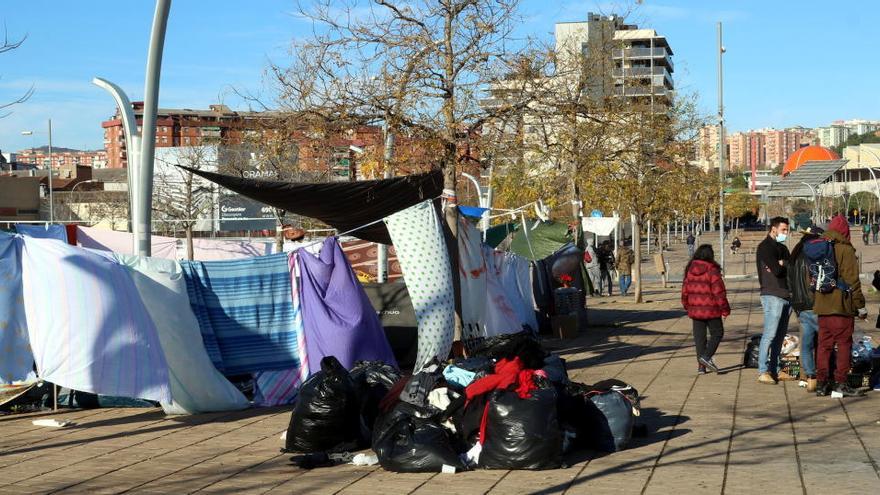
[559, 381, 638, 452]
[471, 332, 545, 370]
[450, 356, 495, 375]
[588, 389, 635, 452]
[285, 356, 360, 453]
[479, 387, 562, 470]
[372, 403, 466, 473]
[743, 335, 762, 368]
[450, 392, 491, 444]
[350, 361, 401, 440]
[542, 355, 569, 384]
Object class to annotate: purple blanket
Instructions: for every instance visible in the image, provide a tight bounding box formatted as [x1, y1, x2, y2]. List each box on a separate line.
[297, 237, 396, 371]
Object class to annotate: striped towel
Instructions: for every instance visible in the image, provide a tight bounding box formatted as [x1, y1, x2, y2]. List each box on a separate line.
[253, 253, 310, 407]
[0, 233, 33, 384]
[181, 253, 302, 376]
[19, 237, 171, 402]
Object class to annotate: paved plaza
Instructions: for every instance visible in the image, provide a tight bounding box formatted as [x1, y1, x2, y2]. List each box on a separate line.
[2, 273, 880, 494]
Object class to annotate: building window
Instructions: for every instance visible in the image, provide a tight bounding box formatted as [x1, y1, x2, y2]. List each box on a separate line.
[184, 137, 190, 145]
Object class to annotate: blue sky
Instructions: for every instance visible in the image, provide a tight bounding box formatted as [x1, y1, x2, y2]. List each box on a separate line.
[1, 0, 877, 152]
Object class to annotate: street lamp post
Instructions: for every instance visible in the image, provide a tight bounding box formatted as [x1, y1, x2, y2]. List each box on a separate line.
[21, 119, 54, 223]
[717, 22, 726, 273]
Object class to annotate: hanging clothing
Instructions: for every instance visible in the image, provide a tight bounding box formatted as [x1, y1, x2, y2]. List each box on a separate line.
[189, 237, 275, 261]
[15, 224, 68, 243]
[77, 226, 178, 259]
[182, 167, 444, 244]
[482, 245, 526, 337]
[502, 252, 539, 332]
[181, 253, 301, 375]
[297, 237, 397, 371]
[20, 237, 171, 402]
[252, 253, 311, 407]
[384, 200, 455, 370]
[115, 254, 249, 415]
[458, 217, 489, 341]
[0, 233, 33, 384]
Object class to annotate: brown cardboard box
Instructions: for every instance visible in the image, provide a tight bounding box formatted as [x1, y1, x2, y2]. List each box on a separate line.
[552, 314, 579, 339]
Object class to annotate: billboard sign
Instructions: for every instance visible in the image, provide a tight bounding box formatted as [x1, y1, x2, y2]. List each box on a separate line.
[219, 194, 276, 231]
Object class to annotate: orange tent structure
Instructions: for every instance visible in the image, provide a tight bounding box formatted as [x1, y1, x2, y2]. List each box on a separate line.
[782, 145, 840, 175]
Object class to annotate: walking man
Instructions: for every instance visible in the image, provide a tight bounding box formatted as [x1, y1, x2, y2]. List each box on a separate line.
[686, 232, 696, 258]
[862, 223, 870, 245]
[756, 217, 794, 384]
[787, 226, 823, 392]
[616, 241, 635, 296]
[813, 215, 868, 397]
[872, 220, 879, 244]
[583, 239, 602, 296]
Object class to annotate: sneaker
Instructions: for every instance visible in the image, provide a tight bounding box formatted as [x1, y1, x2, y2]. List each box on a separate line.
[776, 371, 797, 382]
[833, 383, 867, 397]
[697, 365, 707, 375]
[757, 372, 777, 385]
[806, 378, 817, 393]
[816, 381, 833, 397]
[698, 356, 719, 373]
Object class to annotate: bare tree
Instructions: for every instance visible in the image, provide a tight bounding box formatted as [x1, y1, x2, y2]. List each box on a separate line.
[1, 26, 33, 118]
[153, 146, 217, 260]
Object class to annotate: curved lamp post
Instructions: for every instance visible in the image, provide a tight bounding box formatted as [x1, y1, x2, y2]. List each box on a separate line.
[92, 0, 172, 256]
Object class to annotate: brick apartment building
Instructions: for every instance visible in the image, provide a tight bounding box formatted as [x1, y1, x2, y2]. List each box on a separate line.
[702, 126, 815, 172]
[16, 147, 108, 170]
[101, 102, 475, 177]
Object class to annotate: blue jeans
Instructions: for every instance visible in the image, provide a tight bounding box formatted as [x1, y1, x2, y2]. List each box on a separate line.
[759, 295, 791, 374]
[798, 310, 819, 377]
[619, 274, 632, 295]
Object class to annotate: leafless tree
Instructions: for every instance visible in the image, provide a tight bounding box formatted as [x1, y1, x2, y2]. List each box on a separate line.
[1, 26, 34, 118]
[153, 146, 217, 260]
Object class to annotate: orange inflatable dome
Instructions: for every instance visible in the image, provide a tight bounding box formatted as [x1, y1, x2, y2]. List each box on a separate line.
[782, 145, 840, 175]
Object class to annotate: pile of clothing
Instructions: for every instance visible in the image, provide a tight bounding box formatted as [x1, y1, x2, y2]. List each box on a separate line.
[282, 332, 643, 473]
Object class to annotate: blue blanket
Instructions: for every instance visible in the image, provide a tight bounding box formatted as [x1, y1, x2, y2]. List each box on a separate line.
[182, 253, 301, 376]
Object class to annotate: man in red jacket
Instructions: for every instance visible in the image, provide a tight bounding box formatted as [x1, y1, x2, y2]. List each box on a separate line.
[681, 244, 731, 374]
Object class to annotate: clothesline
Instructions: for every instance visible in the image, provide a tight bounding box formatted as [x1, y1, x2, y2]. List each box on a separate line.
[294, 195, 444, 252]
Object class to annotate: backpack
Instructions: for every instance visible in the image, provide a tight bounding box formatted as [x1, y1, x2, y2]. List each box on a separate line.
[802, 238, 849, 293]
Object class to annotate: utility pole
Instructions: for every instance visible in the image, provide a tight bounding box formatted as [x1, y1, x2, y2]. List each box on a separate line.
[717, 22, 726, 273]
[47, 119, 54, 223]
[376, 128, 394, 283]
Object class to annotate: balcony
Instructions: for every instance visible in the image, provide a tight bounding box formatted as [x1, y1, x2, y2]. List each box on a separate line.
[612, 48, 674, 72]
[614, 86, 673, 98]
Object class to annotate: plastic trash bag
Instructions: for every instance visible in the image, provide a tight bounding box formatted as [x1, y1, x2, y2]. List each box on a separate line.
[285, 356, 360, 453]
[372, 403, 466, 473]
[588, 388, 635, 452]
[479, 387, 562, 470]
[350, 360, 401, 441]
[471, 332, 545, 370]
[541, 355, 569, 384]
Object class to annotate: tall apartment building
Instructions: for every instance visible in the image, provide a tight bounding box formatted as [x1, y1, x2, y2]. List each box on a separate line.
[816, 119, 880, 148]
[710, 127, 814, 172]
[696, 125, 720, 171]
[555, 13, 674, 108]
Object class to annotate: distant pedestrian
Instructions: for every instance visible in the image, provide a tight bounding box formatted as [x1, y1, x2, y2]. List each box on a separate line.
[583, 239, 602, 296]
[686, 232, 696, 257]
[616, 241, 635, 296]
[862, 223, 870, 245]
[786, 226, 823, 392]
[598, 240, 615, 296]
[813, 215, 867, 397]
[730, 236, 741, 255]
[756, 216, 794, 385]
[681, 244, 730, 374]
[872, 221, 879, 244]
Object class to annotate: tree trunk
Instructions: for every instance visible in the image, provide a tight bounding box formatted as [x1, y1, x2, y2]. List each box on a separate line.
[633, 216, 644, 303]
[276, 229, 284, 254]
[186, 226, 194, 261]
[441, 153, 464, 351]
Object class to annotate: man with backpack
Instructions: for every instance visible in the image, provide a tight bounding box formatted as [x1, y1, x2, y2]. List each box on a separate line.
[787, 226, 823, 392]
[583, 239, 602, 297]
[812, 215, 867, 397]
[756, 217, 794, 385]
[598, 240, 616, 296]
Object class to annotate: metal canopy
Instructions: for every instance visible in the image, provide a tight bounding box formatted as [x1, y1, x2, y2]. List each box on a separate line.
[766, 159, 848, 197]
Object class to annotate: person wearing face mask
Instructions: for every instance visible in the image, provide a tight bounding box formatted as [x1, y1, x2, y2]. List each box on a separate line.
[755, 216, 794, 385]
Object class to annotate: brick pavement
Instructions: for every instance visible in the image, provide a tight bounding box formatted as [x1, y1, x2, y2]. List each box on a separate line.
[2, 278, 880, 494]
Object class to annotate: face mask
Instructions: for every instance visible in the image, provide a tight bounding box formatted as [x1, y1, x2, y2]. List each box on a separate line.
[776, 233, 787, 243]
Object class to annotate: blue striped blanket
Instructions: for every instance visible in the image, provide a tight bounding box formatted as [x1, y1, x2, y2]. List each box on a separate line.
[181, 253, 302, 376]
